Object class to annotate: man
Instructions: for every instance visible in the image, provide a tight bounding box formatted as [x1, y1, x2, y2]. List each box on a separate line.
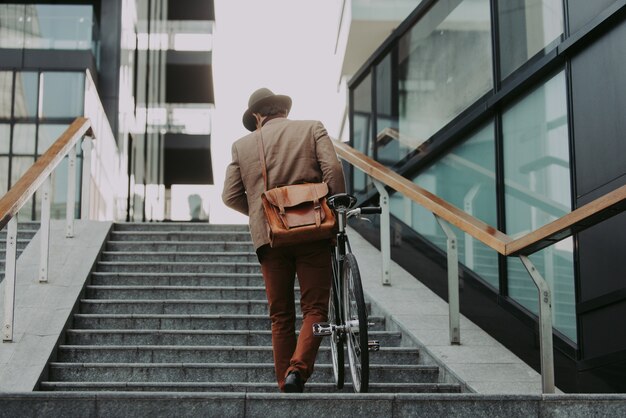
[222, 88, 346, 392]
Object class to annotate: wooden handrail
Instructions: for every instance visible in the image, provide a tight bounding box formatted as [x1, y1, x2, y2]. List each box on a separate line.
[0, 117, 92, 230]
[333, 140, 511, 255]
[332, 140, 626, 257]
[506, 184, 626, 255]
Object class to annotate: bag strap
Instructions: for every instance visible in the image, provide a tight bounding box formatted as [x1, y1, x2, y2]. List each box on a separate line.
[256, 128, 269, 192]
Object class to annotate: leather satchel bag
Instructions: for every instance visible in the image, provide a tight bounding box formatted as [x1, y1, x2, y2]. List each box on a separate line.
[256, 129, 336, 248]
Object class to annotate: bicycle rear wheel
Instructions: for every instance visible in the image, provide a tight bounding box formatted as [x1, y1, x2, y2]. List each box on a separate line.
[342, 253, 369, 392]
[328, 259, 344, 389]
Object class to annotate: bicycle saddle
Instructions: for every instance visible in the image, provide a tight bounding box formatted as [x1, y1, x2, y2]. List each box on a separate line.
[327, 193, 357, 210]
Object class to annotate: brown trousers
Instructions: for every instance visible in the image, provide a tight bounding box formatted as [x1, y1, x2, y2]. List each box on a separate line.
[257, 239, 332, 392]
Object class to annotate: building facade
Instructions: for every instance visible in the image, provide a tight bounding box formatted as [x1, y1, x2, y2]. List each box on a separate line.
[343, 0, 626, 392]
[0, 0, 215, 222]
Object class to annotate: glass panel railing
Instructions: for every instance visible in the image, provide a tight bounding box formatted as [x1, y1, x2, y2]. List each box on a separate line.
[390, 121, 500, 289]
[502, 70, 574, 341]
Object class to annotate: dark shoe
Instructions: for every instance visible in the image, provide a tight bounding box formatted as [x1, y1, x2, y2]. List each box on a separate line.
[284, 371, 304, 393]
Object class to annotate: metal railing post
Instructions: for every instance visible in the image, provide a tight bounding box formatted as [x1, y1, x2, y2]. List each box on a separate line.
[39, 177, 51, 283]
[435, 215, 461, 345]
[66, 145, 77, 238]
[80, 136, 93, 220]
[519, 255, 555, 393]
[3, 216, 18, 342]
[372, 180, 391, 286]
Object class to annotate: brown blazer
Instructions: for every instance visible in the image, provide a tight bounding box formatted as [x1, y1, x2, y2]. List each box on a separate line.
[222, 118, 346, 250]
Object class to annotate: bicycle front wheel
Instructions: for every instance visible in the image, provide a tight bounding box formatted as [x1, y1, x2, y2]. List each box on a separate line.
[342, 253, 369, 393]
[328, 261, 344, 389]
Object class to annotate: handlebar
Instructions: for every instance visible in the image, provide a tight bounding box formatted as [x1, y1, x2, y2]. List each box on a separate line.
[347, 207, 382, 218]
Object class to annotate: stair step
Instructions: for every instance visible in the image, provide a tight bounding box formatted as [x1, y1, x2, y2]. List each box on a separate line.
[80, 299, 272, 315]
[56, 345, 419, 364]
[79, 298, 369, 315]
[109, 231, 253, 242]
[89, 272, 265, 287]
[100, 252, 259, 263]
[72, 314, 386, 331]
[106, 241, 255, 252]
[64, 329, 402, 346]
[113, 223, 250, 232]
[85, 286, 275, 300]
[96, 261, 261, 274]
[39, 381, 461, 393]
[48, 362, 439, 383]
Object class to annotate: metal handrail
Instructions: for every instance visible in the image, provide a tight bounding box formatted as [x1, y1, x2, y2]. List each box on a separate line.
[1, 117, 94, 342]
[332, 139, 626, 393]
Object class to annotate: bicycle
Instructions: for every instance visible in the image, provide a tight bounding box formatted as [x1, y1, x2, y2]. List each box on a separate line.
[313, 193, 381, 393]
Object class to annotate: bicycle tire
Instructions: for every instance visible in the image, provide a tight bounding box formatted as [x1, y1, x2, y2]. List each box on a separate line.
[328, 257, 345, 389]
[342, 253, 369, 393]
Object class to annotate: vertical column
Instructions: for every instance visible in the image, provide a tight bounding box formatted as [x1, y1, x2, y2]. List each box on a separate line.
[519, 255, 555, 393]
[372, 180, 391, 286]
[435, 215, 461, 345]
[81, 136, 93, 220]
[39, 177, 52, 283]
[66, 145, 77, 238]
[3, 217, 18, 342]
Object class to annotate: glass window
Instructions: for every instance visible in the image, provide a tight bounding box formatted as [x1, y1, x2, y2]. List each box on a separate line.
[391, 122, 499, 288]
[14, 72, 39, 118]
[0, 124, 10, 154]
[13, 123, 36, 155]
[502, 70, 575, 341]
[352, 73, 372, 194]
[0, 5, 26, 48]
[41, 72, 85, 118]
[34, 156, 80, 220]
[397, 0, 492, 149]
[38, 124, 66, 155]
[0, 156, 8, 196]
[498, 0, 564, 79]
[375, 52, 414, 168]
[11, 156, 33, 187]
[0, 71, 13, 118]
[23, 5, 93, 50]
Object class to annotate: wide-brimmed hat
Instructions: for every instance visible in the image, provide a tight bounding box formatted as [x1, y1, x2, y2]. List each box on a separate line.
[242, 88, 292, 131]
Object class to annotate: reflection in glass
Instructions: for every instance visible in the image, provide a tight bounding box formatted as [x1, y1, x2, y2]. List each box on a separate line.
[502, 70, 575, 341]
[41, 72, 85, 118]
[498, 0, 563, 78]
[397, 0, 492, 155]
[14, 72, 39, 118]
[0, 71, 13, 118]
[0, 124, 10, 154]
[390, 122, 499, 288]
[352, 73, 372, 194]
[13, 123, 36, 155]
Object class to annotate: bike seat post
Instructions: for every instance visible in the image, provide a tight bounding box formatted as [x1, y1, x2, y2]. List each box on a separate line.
[336, 207, 347, 234]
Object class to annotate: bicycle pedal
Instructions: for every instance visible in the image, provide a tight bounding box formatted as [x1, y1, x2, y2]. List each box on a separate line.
[368, 340, 380, 351]
[312, 322, 333, 336]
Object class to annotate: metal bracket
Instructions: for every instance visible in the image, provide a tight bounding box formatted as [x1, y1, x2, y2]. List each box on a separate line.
[519, 255, 555, 394]
[435, 215, 461, 345]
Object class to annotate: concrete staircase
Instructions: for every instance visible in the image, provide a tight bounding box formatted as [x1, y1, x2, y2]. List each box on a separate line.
[39, 222, 462, 394]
